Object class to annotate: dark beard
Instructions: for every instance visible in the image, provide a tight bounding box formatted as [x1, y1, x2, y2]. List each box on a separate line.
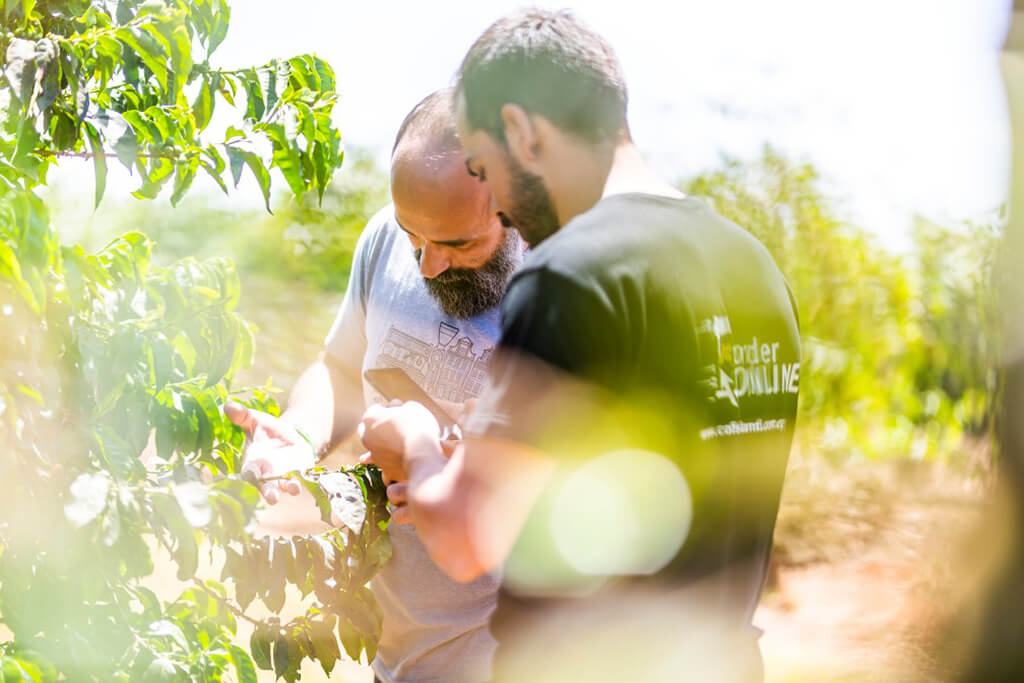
[504, 153, 561, 248]
[418, 228, 521, 319]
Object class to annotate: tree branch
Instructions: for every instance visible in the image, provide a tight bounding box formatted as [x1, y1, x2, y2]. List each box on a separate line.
[193, 579, 270, 630]
[34, 149, 182, 161]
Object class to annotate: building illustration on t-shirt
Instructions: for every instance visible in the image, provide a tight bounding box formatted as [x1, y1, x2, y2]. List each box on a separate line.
[374, 322, 494, 402]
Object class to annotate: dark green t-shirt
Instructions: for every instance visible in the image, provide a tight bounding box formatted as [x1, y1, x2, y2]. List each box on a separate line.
[469, 193, 800, 663]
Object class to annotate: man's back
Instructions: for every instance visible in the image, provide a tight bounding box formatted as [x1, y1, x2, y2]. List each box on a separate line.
[472, 193, 800, 680]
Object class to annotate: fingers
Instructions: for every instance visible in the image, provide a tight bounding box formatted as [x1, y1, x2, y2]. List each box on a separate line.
[388, 481, 412, 526]
[387, 482, 408, 506]
[250, 459, 279, 505]
[281, 478, 302, 497]
[241, 455, 289, 505]
[225, 401, 257, 434]
[390, 504, 412, 525]
[440, 440, 459, 458]
[458, 398, 478, 426]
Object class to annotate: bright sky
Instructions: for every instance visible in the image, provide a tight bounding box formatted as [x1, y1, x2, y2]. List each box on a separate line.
[50, 0, 1014, 251]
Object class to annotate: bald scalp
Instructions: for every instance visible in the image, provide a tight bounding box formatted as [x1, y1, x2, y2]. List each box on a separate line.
[391, 87, 486, 216]
[392, 88, 460, 164]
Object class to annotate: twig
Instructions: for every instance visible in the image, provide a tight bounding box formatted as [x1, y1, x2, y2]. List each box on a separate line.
[34, 149, 184, 160]
[193, 579, 270, 630]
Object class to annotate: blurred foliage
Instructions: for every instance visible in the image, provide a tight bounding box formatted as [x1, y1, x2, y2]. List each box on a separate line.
[686, 148, 1000, 463]
[0, 2, 390, 681]
[73, 152, 390, 291]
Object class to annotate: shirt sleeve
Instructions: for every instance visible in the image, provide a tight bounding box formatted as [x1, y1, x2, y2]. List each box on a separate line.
[466, 267, 621, 442]
[323, 210, 389, 374]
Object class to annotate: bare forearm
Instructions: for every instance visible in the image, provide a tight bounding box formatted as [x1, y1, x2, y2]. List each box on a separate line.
[282, 354, 364, 458]
[406, 435, 556, 582]
[405, 438, 489, 582]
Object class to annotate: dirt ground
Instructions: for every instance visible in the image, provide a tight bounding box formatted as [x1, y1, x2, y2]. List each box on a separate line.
[754, 449, 998, 682]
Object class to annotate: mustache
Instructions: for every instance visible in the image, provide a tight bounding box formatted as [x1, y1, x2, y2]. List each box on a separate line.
[411, 251, 477, 282]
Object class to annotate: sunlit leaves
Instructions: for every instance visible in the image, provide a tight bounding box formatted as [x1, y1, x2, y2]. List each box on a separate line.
[0, 3, 378, 682]
[64, 471, 112, 527]
[0, 0, 343, 209]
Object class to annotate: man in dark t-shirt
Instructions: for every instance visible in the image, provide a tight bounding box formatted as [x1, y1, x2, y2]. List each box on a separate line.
[360, 9, 800, 682]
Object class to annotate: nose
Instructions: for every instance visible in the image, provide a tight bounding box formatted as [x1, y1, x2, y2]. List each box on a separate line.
[489, 193, 499, 213]
[418, 244, 450, 279]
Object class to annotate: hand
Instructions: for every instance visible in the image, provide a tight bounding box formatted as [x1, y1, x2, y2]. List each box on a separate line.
[382, 440, 458, 524]
[225, 402, 318, 504]
[358, 402, 441, 483]
[386, 482, 411, 524]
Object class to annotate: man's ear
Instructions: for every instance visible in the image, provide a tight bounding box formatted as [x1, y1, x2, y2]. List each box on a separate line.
[500, 103, 542, 172]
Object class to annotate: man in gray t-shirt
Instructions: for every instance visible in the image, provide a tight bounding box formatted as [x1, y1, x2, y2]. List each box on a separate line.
[227, 89, 524, 682]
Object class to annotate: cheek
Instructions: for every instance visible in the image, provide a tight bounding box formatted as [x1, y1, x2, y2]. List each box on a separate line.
[488, 173, 515, 213]
[451, 237, 500, 269]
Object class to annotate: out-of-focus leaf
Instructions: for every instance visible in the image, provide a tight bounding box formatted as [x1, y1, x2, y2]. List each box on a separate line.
[229, 644, 257, 683]
[172, 481, 212, 528]
[84, 123, 107, 208]
[64, 471, 112, 528]
[249, 625, 272, 671]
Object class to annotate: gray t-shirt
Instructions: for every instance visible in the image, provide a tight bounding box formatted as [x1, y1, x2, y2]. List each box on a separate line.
[325, 205, 508, 683]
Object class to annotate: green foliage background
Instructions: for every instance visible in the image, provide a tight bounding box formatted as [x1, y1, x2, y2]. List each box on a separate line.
[0, 2, 390, 681]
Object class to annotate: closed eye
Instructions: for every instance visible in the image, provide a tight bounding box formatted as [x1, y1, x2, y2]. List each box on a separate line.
[465, 157, 486, 182]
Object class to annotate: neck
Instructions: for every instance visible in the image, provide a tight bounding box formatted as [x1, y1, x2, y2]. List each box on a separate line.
[549, 139, 684, 227]
[602, 142, 686, 201]
[548, 139, 615, 228]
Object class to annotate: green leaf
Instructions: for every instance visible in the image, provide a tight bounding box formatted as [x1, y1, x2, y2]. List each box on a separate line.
[84, 123, 107, 208]
[149, 620, 188, 650]
[318, 471, 366, 534]
[172, 481, 212, 528]
[229, 644, 257, 683]
[142, 657, 178, 682]
[113, 129, 139, 170]
[170, 157, 198, 207]
[165, 23, 193, 90]
[225, 147, 271, 212]
[3, 38, 45, 105]
[64, 471, 112, 528]
[207, 0, 231, 54]
[272, 635, 290, 679]
[249, 626, 272, 671]
[199, 159, 229, 195]
[311, 620, 340, 677]
[118, 26, 169, 91]
[193, 80, 215, 131]
[296, 473, 332, 526]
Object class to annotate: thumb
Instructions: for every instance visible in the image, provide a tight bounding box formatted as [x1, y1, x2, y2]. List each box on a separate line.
[225, 401, 258, 435]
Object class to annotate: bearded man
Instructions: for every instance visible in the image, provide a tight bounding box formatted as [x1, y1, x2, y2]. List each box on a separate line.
[228, 88, 524, 683]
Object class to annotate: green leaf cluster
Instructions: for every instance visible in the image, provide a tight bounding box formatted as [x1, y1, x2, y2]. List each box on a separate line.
[0, 0, 342, 209]
[0, 3, 392, 682]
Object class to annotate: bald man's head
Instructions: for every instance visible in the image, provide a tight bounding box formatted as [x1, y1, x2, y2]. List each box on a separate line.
[389, 88, 523, 319]
[392, 88, 459, 157]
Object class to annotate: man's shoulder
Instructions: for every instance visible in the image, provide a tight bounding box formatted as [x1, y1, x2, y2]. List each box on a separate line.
[358, 204, 402, 255]
[352, 204, 415, 281]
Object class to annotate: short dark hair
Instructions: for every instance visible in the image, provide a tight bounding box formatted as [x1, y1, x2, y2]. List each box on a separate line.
[455, 9, 629, 144]
[392, 87, 459, 155]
